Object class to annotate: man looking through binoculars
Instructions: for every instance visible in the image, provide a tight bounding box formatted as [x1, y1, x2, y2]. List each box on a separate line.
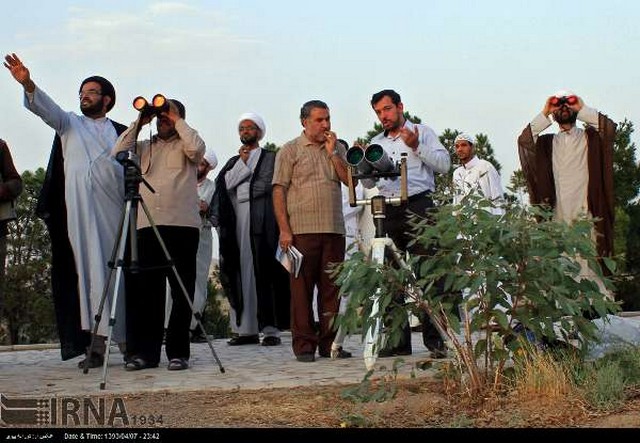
[112, 96, 206, 371]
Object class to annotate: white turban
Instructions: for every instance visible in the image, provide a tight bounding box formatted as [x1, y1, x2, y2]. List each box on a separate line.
[553, 89, 576, 98]
[204, 150, 218, 169]
[454, 133, 475, 145]
[238, 112, 266, 141]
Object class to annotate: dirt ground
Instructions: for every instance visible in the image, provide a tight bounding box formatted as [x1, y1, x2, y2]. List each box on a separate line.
[105, 377, 640, 429]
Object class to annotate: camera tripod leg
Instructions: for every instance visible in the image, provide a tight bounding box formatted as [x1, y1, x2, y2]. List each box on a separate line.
[138, 198, 225, 373]
[363, 237, 392, 371]
[83, 200, 130, 378]
[82, 200, 133, 392]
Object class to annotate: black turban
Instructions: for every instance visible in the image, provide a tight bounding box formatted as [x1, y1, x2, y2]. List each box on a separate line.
[79, 76, 116, 112]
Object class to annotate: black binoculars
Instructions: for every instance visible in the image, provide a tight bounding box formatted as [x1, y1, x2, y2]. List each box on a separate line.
[550, 95, 578, 107]
[132, 94, 169, 117]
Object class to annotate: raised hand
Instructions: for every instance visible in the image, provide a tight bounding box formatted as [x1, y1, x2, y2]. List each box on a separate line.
[3, 53, 34, 91]
[399, 125, 419, 150]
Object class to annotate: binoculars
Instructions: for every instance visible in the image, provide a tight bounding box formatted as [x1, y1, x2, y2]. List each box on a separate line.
[550, 95, 578, 107]
[132, 94, 169, 117]
[346, 144, 395, 175]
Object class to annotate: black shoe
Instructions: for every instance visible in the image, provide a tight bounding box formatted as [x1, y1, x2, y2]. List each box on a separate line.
[78, 352, 104, 369]
[261, 336, 281, 346]
[296, 353, 315, 363]
[378, 347, 412, 358]
[190, 331, 208, 343]
[227, 335, 260, 346]
[426, 339, 447, 359]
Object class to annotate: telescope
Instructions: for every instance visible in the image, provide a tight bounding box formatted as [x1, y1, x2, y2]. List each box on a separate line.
[132, 94, 169, 118]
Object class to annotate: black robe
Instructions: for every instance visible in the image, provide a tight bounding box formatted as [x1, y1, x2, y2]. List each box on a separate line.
[212, 149, 290, 331]
[36, 121, 127, 360]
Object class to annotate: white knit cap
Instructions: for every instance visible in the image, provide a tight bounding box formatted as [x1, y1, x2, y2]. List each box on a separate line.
[238, 112, 266, 141]
[454, 133, 475, 145]
[203, 150, 218, 169]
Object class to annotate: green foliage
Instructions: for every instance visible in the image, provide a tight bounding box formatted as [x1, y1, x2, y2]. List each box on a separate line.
[201, 271, 231, 338]
[334, 189, 621, 394]
[1, 168, 56, 344]
[340, 361, 401, 404]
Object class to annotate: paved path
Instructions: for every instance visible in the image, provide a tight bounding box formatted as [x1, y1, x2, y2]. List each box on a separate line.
[0, 332, 439, 397]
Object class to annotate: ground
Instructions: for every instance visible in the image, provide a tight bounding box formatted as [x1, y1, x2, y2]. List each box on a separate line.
[100, 378, 640, 429]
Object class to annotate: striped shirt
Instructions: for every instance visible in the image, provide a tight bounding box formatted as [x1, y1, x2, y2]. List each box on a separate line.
[272, 132, 345, 235]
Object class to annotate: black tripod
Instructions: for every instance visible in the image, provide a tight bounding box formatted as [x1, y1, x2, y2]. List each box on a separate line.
[84, 150, 224, 390]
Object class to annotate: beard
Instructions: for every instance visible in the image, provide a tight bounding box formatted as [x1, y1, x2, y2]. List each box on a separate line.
[240, 134, 259, 145]
[80, 99, 104, 117]
[553, 107, 578, 125]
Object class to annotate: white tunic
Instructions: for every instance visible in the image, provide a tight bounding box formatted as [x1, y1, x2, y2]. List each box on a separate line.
[25, 87, 126, 340]
[452, 156, 505, 215]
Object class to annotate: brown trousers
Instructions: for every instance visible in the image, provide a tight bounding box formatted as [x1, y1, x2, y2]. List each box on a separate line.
[289, 233, 345, 356]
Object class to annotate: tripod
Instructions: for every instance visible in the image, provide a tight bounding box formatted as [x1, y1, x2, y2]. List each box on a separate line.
[346, 153, 447, 370]
[84, 151, 224, 390]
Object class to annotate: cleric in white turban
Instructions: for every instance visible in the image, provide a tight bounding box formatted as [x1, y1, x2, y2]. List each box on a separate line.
[237, 112, 266, 141]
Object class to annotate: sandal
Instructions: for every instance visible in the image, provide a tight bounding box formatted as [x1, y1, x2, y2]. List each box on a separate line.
[124, 356, 158, 371]
[167, 358, 189, 371]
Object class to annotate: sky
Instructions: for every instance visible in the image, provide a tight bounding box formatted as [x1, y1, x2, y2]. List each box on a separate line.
[2, 0, 639, 190]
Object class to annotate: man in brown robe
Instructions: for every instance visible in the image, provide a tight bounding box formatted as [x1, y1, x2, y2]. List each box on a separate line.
[518, 90, 616, 297]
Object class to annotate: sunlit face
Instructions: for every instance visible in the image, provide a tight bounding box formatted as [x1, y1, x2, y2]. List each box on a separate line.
[372, 95, 404, 132]
[454, 140, 474, 164]
[79, 81, 107, 117]
[302, 107, 331, 144]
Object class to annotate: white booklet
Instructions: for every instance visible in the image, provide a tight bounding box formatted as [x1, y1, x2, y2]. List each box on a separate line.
[276, 245, 303, 278]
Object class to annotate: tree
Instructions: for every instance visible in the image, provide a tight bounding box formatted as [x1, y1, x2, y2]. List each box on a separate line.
[334, 193, 619, 396]
[1, 168, 55, 344]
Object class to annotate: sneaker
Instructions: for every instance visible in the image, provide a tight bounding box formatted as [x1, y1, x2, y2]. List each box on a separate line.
[329, 347, 352, 359]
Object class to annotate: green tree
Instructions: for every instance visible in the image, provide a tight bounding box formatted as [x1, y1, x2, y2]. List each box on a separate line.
[1, 168, 55, 344]
[334, 193, 619, 395]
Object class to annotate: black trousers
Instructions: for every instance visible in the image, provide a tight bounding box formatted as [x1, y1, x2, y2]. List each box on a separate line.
[125, 226, 199, 365]
[383, 191, 444, 352]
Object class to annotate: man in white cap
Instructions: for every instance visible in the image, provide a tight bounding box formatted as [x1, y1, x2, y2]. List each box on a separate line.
[213, 113, 290, 347]
[452, 133, 504, 215]
[518, 91, 616, 302]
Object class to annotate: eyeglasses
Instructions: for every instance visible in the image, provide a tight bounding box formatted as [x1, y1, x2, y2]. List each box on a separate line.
[550, 95, 577, 107]
[79, 89, 103, 99]
[239, 125, 258, 132]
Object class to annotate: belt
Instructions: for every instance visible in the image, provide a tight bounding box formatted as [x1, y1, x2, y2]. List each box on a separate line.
[408, 190, 433, 202]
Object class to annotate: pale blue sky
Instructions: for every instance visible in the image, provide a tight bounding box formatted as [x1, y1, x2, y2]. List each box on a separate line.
[2, 0, 639, 187]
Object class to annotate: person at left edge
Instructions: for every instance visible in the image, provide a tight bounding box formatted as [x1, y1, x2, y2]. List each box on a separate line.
[0, 139, 23, 303]
[4, 53, 127, 368]
[112, 98, 205, 371]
